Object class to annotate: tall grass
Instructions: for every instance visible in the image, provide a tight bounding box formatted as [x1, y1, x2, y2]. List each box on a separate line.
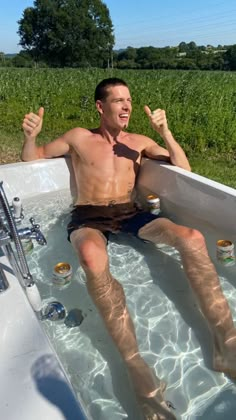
[0, 68, 236, 186]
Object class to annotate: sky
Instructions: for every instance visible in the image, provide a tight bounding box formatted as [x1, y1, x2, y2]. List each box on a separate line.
[0, 0, 236, 53]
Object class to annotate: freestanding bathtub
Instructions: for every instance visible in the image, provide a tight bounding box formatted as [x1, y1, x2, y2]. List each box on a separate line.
[1, 157, 236, 420]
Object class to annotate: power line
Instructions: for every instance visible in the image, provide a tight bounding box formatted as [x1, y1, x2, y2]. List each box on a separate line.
[112, 8, 236, 31]
[112, 8, 236, 47]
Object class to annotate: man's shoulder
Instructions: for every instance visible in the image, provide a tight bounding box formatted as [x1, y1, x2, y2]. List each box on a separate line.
[68, 126, 92, 135]
[63, 127, 96, 141]
[129, 132, 155, 144]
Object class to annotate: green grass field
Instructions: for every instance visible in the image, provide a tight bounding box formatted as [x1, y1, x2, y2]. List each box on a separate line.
[0, 68, 236, 188]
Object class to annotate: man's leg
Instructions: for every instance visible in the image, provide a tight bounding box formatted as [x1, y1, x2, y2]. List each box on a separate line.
[71, 227, 176, 419]
[138, 217, 236, 378]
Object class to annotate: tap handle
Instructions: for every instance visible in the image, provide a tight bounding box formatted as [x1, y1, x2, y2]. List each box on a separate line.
[12, 197, 22, 218]
[30, 217, 40, 231]
[29, 217, 47, 245]
[11, 197, 24, 223]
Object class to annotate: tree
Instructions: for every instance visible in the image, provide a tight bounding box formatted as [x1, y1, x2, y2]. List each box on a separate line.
[224, 45, 236, 70]
[0, 52, 5, 63]
[188, 41, 197, 50]
[18, 0, 114, 67]
[178, 42, 187, 52]
[11, 51, 36, 67]
[136, 47, 163, 69]
[117, 46, 137, 61]
[178, 41, 197, 53]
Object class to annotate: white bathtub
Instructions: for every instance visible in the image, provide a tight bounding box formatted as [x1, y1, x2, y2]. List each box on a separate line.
[1, 157, 236, 419]
[0, 158, 89, 420]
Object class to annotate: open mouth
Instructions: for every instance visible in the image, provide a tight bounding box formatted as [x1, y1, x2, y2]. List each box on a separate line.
[119, 113, 129, 122]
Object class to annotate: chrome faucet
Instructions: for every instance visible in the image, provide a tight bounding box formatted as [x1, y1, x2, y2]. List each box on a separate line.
[0, 181, 67, 322]
[0, 193, 47, 248]
[18, 217, 47, 246]
[0, 215, 47, 247]
[0, 181, 46, 288]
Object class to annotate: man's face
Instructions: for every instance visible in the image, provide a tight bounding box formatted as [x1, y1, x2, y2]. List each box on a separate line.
[97, 85, 132, 130]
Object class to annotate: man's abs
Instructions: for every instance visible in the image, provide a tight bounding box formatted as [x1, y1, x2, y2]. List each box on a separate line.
[73, 169, 136, 205]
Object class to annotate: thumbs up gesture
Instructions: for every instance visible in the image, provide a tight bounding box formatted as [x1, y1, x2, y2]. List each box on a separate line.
[144, 105, 169, 137]
[22, 107, 45, 140]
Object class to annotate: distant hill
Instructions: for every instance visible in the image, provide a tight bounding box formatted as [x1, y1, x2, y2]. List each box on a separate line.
[5, 53, 17, 58]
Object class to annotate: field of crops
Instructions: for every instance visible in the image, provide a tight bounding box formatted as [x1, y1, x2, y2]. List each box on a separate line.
[0, 68, 236, 186]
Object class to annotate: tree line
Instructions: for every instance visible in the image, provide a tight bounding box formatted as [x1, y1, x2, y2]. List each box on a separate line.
[1, 0, 236, 71]
[113, 43, 236, 71]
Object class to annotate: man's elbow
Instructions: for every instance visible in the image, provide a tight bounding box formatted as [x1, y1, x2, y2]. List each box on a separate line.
[21, 153, 32, 162]
[170, 159, 191, 172]
[21, 146, 46, 162]
[183, 163, 191, 172]
[21, 151, 42, 162]
[177, 162, 191, 171]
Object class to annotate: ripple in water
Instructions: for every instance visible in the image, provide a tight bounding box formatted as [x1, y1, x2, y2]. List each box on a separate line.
[22, 190, 236, 420]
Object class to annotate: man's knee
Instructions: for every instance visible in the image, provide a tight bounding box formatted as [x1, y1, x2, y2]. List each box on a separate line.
[178, 227, 206, 250]
[74, 235, 108, 273]
[184, 227, 204, 241]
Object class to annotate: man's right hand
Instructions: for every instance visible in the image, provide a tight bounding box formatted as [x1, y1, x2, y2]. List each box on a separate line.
[22, 107, 44, 140]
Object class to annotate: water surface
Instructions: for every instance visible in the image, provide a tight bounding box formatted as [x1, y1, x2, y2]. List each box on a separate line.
[23, 190, 236, 420]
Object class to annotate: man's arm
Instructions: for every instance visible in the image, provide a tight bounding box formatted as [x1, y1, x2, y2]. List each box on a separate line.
[21, 107, 70, 161]
[143, 105, 191, 171]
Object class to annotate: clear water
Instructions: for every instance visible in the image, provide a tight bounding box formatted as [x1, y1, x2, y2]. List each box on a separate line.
[22, 190, 236, 420]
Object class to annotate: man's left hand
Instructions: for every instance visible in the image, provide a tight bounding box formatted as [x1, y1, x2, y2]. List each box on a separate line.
[144, 105, 169, 137]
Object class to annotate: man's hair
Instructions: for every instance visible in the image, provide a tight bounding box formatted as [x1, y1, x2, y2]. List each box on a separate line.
[94, 78, 129, 102]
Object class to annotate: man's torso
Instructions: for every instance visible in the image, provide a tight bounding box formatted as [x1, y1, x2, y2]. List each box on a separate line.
[68, 129, 148, 205]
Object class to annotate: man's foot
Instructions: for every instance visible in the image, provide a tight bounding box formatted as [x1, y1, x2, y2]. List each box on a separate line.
[126, 356, 176, 419]
[138, 393, 177, 420]
[213, 328, 236, 379]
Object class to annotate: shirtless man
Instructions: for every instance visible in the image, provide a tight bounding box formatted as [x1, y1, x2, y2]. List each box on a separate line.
[22, 78, 236, 420]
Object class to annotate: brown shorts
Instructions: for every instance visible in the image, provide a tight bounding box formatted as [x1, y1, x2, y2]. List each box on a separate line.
[67, 202, 159, 242]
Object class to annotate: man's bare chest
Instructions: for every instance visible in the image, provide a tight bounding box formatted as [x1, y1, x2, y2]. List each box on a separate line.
[77, 141, 141, 167]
